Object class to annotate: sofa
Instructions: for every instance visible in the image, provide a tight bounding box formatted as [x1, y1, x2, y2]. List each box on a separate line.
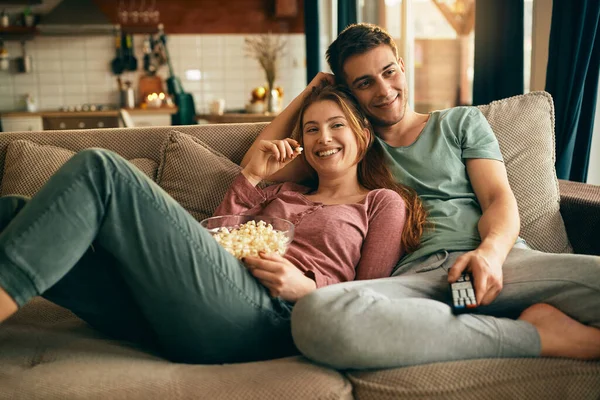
[0, 91, 599, 399]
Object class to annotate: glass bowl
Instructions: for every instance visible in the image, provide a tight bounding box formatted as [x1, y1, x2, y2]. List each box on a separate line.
[200, 215, 295, 259]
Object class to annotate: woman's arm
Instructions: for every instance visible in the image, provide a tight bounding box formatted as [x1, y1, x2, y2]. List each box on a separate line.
[214, 138, 302, 216]
[355, 191, 407, 280]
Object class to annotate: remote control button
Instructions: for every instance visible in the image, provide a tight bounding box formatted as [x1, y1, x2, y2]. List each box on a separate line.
[452, 282, 472, 290]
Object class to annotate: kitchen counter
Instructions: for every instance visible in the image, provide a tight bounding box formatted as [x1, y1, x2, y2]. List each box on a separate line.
[197, 113, 277, 124]
[1, 107, 178, 118]
[1, 107, 179, 132]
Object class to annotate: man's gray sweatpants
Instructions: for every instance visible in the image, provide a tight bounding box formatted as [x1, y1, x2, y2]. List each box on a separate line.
[291, 247, 600, 369]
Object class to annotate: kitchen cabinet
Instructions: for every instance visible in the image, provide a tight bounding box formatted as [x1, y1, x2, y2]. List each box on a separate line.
[119, 107, 177, 127]
[1, 115, 43, 132]
[125, 113, 171, 127]
[43, 116, 119, 130]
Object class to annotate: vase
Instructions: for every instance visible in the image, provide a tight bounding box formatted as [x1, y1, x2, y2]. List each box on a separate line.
[266, 84, 279, 114]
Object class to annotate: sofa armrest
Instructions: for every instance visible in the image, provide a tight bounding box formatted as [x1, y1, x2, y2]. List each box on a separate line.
[558, 179, 600, 255]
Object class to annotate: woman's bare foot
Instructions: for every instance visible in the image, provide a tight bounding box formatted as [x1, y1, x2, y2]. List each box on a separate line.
[519, 303, 600, 360]
[0, 286, 18, 322]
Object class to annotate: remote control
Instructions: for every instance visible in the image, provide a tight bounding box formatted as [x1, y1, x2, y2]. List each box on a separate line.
[450, 273, 477, 313]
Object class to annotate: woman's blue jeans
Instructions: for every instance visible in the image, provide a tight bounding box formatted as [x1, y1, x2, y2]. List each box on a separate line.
[0, 149, 295, 364]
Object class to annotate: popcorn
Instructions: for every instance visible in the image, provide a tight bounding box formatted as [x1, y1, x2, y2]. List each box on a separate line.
[212, 219, 290, 259]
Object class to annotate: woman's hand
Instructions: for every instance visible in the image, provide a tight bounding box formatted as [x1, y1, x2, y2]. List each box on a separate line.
[243, 252, 317, 302]
[241, 138, 302, 186]
[307, 71, 335, 90]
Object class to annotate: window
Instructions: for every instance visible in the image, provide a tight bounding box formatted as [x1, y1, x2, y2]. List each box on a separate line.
[362, 0, 534, 111]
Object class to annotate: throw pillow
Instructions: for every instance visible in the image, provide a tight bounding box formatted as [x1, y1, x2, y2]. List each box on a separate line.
[156, 131, 242, 222]
[1, 140, 158, 197]
[478, 91, 572, 253]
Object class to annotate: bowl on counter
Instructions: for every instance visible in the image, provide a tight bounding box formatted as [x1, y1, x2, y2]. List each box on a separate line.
[245, 101, 265, 114]
[200, 215, 294, 259]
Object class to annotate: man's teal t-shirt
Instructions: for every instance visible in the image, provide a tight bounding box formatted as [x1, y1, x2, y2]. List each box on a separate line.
[377, 106, 503, 267]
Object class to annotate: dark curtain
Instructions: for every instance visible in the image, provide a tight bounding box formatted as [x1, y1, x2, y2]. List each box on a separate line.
[472, 0, 524, 106]
[545, 0, 600, 182]
[338, 0, 357, 34]
[304, 0, 320, 84]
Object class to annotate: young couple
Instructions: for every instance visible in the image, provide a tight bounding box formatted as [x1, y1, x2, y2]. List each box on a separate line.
[247, 23, 600, 367]
[0, 23, 598, 367]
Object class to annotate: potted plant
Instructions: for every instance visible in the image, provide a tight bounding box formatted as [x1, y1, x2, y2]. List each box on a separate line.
[23, 7, 34, 27]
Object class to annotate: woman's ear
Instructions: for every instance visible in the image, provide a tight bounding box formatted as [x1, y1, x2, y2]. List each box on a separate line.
[364, 127, 373, 147]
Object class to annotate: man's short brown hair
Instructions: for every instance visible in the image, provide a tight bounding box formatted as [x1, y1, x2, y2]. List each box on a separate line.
[326, 23, 399, 84]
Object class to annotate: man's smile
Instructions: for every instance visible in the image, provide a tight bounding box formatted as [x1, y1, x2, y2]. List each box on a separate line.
[374, 94, 399, 109]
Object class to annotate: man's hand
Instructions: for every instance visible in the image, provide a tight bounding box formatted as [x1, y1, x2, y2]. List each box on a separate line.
[241, 138, 302, 185]
[243, 252, 317, 302]
[448, 249, 504, 306]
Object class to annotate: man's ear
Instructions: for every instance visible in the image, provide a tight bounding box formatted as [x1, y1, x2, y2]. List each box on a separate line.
[398, 57, 406, 72]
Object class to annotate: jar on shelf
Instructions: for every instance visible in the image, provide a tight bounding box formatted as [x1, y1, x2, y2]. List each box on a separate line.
[0, 41, 9, 71]
[1, 9, 9, 28]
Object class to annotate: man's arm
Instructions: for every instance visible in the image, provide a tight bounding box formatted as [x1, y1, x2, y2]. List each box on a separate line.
[240, 72, 333, 183]
[468, 158, 520, 260]
[448, 158, 520, 305]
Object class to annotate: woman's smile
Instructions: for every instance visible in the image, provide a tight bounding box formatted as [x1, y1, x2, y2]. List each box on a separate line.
[316, 147, 342, 158]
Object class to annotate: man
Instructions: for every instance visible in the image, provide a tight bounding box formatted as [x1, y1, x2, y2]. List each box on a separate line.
[241, 23, 600, 369]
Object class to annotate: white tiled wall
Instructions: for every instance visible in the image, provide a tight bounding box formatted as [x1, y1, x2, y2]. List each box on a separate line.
[0, 34, 306, 113]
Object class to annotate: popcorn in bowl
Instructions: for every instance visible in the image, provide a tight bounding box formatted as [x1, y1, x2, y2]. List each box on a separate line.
[200, 215, 295, 259]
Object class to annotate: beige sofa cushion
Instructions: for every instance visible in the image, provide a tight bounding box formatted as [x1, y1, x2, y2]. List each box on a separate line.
[0, 140, 158, 197]
[348, 358, 600, 400]
[156, 130, 241, 222]
[0, 298, 353, 400]
[478, 91, 572, 253]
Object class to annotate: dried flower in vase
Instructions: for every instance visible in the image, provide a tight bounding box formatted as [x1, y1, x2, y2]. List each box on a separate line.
[244, 33, 287, 94]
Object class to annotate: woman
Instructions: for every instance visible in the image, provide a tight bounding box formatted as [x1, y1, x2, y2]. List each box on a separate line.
[0, 84, 425, 364]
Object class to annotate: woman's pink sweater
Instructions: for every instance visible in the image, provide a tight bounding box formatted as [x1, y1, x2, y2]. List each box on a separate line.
[213, 174, 406, 287]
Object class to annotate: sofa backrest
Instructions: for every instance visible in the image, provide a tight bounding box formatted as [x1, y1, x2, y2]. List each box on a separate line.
[0, 124, 267, 181]
[0, 91, 571, 254]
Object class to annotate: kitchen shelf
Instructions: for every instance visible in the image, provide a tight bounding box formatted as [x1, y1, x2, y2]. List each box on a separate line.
[121, 24, 161, 34]
[0, 26, 38, 40]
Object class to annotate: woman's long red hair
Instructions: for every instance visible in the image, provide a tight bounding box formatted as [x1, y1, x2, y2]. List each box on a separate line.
[293, 83, 427, 253]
